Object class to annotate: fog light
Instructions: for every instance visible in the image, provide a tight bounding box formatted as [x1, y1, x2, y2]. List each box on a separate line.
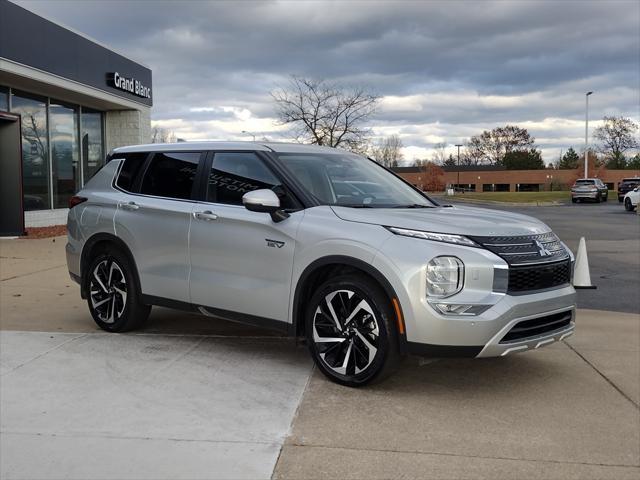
[431, 303, 491, 316]
[426, 256, 463, 298]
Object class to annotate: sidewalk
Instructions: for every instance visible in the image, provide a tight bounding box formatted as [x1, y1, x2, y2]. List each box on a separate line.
[1, 236, 639, 479]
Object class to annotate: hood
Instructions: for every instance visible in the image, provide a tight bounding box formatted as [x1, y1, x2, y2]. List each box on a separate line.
[330, 205, 551, 237]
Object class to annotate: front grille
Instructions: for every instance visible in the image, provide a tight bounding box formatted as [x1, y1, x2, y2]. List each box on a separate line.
[500, 311, 572, 343]
[508, 260, 571, 293]
[468, 232, 569, 266]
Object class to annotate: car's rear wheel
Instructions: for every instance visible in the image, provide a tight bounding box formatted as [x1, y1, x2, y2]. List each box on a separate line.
[305, 274, 400, 387]
[595, 193, 601, 203]
[625, 197, 635, 211]
[85, 247, 151, 332]
[571, 198, 577, 203]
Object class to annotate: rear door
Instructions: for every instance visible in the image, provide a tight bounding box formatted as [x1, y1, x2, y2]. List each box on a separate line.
[114, 151, 204, 303]
[189, 151, 303, 324]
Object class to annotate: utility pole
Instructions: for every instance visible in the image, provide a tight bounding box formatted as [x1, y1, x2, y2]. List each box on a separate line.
[584, 91, 593, 178]
[455, 144, 463, 192]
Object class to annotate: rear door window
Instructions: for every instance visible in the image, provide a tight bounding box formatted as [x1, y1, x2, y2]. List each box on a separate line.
[139, 152, 200, 200]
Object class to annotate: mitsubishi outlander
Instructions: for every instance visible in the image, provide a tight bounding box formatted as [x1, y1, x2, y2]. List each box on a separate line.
[66, 142, 576, 386]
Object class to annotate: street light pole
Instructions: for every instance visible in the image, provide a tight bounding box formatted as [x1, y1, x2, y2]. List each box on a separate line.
[242, 130, 256, 141]
[455, 144, 463, 191]
[584, 91, 593, 178]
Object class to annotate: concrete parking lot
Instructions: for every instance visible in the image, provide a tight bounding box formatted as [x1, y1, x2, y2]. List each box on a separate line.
[1, 206, 639, 479]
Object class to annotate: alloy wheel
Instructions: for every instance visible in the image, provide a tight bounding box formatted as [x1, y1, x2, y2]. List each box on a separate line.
[312, 289, 380, 376]
[89, 259, 127, 323]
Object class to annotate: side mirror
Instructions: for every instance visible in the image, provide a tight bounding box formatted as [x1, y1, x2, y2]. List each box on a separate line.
[242, 189, 290, 222]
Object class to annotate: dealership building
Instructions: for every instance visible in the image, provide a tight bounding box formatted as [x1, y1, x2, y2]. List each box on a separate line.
[0, 0, 152, 234]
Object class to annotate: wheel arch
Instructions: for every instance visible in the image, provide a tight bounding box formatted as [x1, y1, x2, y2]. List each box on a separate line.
[80, 233, 143, 301]
[291, 255, 407, 352]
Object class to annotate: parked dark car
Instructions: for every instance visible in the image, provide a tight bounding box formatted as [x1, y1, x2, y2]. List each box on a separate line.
[617, 177, 640, 202]
[571, 178, 608, 203]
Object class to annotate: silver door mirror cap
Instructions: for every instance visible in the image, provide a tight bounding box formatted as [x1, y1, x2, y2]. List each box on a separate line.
[242, 189, 281, 213]
[243, 189, 290, 223]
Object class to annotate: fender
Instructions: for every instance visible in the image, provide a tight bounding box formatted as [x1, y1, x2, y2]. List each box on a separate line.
[292, 255, 408, 353]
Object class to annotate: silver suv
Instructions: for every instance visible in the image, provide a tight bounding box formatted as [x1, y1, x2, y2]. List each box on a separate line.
[67, 142, 576, 386]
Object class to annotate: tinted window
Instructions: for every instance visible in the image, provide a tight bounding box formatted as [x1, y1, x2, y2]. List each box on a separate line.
[115, 152, 149, 192]
[140, 152, 200, 200]
[82, 109, 104, 183]
[208, 152, 280, 205]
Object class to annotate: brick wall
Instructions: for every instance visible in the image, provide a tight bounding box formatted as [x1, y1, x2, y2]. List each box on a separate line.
[398, 169, 640, 192]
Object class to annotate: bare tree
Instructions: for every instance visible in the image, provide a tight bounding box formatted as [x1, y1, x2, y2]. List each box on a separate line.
[430, 142, 448, 164]
[272, 76, 379, 150]
[151, 127, 176, 143]
[594, 116, 639, 169]
[371, 134, 404, 167]
[462, 136, 485, 166]
[465, 125, 535, 165]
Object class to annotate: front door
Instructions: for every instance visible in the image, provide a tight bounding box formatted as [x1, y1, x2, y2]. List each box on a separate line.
[189, 151, 302, 324]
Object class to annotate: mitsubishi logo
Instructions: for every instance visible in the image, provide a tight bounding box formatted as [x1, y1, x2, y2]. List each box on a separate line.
[534, 239, 552, 257]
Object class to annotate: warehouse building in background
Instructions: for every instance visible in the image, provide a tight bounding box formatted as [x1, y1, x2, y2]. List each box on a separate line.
[0, 0, 151, 232]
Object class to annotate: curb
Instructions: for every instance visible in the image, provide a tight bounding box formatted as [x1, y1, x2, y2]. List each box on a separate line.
[430, 196, 567, 207]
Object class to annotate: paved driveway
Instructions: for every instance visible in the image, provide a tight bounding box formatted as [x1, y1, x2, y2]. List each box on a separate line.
[1, 235, 638, 479]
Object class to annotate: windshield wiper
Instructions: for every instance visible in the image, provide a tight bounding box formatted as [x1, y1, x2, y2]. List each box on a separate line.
[339, 204, 374, 208]
[392, 204, 434, 208]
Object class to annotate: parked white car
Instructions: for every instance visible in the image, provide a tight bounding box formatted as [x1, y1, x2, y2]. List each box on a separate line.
[623, 187, 639, 212]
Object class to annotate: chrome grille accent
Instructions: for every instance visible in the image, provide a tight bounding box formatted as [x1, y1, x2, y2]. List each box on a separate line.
[468, 232, 570, 266]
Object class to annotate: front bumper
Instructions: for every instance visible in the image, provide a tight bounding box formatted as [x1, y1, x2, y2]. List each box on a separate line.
[476, 306, 574, 357]
[404, 285, 576, 358]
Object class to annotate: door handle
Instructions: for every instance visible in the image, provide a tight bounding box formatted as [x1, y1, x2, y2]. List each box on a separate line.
[193, 210, 218, 221]
[120, 201, 139, 211]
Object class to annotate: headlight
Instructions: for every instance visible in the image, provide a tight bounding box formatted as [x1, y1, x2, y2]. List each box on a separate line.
[426, 256, 464, 298]
[386, 227, 478, 247]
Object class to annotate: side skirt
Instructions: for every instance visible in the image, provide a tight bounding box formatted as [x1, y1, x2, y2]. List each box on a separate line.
[141, 294, 291, 335]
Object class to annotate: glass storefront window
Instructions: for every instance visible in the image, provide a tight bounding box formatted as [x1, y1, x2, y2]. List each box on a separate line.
[50, 101, 80, 208]
[11, 92, 50, 211]
[0, 86, 8, 111]
[81, 108, 104, 183]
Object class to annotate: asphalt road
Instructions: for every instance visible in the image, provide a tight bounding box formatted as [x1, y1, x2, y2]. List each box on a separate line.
[446, 199, 640, 314]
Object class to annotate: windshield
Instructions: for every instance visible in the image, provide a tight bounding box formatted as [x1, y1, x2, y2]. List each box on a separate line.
[277, 152, 435, 208]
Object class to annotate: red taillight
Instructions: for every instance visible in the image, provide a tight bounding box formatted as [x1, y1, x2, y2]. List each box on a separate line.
[68, 196, 88, 209]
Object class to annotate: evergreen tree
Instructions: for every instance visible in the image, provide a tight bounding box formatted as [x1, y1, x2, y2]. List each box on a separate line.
[559, 147, 580, 169]
[443, 154, 457, 167]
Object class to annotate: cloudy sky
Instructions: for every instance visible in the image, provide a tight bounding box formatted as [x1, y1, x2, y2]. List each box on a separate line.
[17, 0, 640, 164]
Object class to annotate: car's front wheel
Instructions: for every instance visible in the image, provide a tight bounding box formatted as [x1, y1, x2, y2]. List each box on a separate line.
[625, 197, 635, 211]
[85, 247, 151, 332]
[305, 274, 400, 387]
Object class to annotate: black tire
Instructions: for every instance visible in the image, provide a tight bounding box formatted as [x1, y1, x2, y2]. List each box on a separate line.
[625, 197, 634, 212]
[85, 247, 151, 332]
[305, 274, 401, 387]
[571, 198, 577, 204]
[595, 193, 601, 203]
[603, 194, 608, 202]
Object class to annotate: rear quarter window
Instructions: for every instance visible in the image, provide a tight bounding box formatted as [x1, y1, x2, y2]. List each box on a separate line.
[115, 152, 150, 192]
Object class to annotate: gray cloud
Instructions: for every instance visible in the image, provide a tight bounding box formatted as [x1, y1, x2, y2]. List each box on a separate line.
[15, 0, 640, 160]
